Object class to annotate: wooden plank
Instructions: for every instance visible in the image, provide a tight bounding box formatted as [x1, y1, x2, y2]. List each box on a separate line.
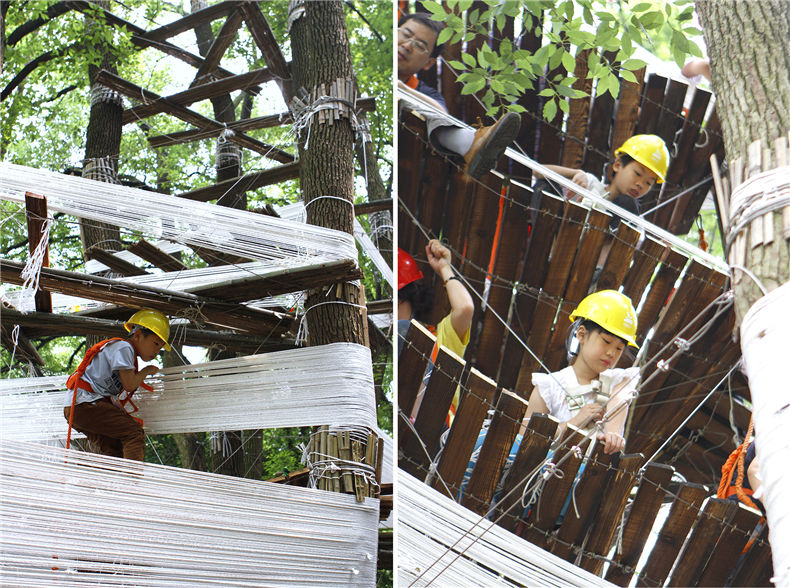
[730, 524, 773, 587]
[460, 390, 527, 516]
[143, 1, 238, 42]
[433, 369, 497, 498]
[95, 70, 294, 163]
[697, 503, 762, 587]
[596, 222, 641, 291]
[1, 307, 290, 354]
[189, 8, 244, 87]
[666, 498, 737, 587]
[583, 67, 617, 176]
[397, 320, 436, 429]
[0, 259, 290, 334]
[495, 413, 557, 532]
[127, 239, 188, 272]
[177, 161, 300, 201]
[611, 67, 646, 154]
[560, 49, 593, 170]
[653, 79, 688, 149]
[517, 199, 588, 380]
[620, 235, 665, 306]
[24, 192, 52, 313]
[520, 427, 589, 550]
[401, 347, 466, 480]
[634, 74, 667, 136]
[581, 453, 644, 575]
[605, 462, 675, 586]
[636, 482, 708, 587]
[474, 183, 531, 379]
[552, 443, 617, 561]
[86, 246, 149, 276]
[543, 207, 611, 370]
[127, 67, 283, 125]
[498, 190, 564, 391]
[239, 2, 293, 101]
[634, 248, 688, 342]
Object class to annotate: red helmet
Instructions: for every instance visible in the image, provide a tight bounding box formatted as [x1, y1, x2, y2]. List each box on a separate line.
[398, 248, 424, 290]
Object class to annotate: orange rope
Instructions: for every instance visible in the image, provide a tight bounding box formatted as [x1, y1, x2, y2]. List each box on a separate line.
[717, 415, 759, 511]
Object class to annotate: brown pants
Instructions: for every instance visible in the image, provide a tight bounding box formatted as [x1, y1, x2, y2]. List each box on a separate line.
[64, 398, 145, 461]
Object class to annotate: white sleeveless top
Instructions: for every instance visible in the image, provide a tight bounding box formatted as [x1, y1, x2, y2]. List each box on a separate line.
[532, 365, 641, 423]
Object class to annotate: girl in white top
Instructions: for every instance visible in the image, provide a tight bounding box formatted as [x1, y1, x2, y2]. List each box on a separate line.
[524, 290, 641, 454]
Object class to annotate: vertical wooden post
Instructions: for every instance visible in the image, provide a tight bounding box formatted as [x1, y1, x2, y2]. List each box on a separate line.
[24, 192, 52, 313]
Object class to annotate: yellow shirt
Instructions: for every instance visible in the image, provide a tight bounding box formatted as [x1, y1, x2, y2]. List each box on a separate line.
[433, 313, 470, 425]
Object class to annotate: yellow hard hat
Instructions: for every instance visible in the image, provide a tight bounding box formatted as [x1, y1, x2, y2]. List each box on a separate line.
[569, 290, 639, 348]
[614, 134, 670, 183]
[125, 309, 171, 351]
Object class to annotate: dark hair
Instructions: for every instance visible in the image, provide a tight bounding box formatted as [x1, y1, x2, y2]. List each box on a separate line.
[128, 326, 156, 339]
[566, 319, 628, 362]
[609, 153, 634, 180]
[398, 12, 446, 58]
[398, 280, 434, 323]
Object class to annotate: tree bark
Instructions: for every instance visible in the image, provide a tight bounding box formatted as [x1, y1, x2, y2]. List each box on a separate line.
[291, 0, 368, 348]
[697, 2, 790, 580]
[696, 1, 790, 322]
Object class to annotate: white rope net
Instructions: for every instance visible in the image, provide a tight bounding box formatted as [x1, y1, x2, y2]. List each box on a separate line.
[0, 342, 377, 440]
[0, 439, 379, 586]
[0, 162, 357, 265]
[397, 468, 614, 587]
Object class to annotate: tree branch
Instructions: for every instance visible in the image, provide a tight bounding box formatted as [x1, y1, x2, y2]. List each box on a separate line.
[6, 1, 74, 46]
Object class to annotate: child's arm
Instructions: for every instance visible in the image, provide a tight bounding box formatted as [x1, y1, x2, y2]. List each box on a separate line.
[426, 239, 473, 341]
[523, 385, 604, 439]
[118, 365, 160, 393]
[599, 375, 638, 454]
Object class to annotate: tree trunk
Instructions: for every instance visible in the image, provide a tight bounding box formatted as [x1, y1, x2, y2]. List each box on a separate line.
[80, 0, 123, 258]
[697, 2, 790, 580]
[291, 0, 369, 348]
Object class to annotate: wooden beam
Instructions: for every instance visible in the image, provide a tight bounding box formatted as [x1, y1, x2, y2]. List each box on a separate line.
[86, 245, 149, 276]
[0, 307, 293, 354]
[354, 199, 392, 216]
[190, 8, 244, 87]
[0, 259, 290, 335]
[177, 161, 300, 202]
[66, 0, 260, 95]
[146, 96, 374, 148]
[24, 192, 52, 313]
[239, 2, 293, 102]
[125, 67, 284, 125]
[95, 70, 294, 163]
[143, 1, 239, 42]
[126, 239, 188, 272]
[0, 314, 45, 366]
[366, 298, 391, 315]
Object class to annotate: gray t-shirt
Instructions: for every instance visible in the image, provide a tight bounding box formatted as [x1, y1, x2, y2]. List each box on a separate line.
[65, 340, 135, 406]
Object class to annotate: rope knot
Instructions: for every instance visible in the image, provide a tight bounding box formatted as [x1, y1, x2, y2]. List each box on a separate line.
[657, 359, 670, 372]
[673, 337, 690, 352]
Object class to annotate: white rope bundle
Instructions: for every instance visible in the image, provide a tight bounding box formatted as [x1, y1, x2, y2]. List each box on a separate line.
[18, 215, 51, 313]
[0, 162, 357, 264]
[398, 469, 614, 587]
[0, 439, 378, 586]
[0, 342, 377, 440]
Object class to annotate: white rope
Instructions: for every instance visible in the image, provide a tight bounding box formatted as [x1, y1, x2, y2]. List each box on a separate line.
[302, 426, 379, 497]
[0, 163, 357, 264]
[398, 469, 613, 587]
[0, 439, 378, 586]
[18, 216, 51, 313]
[295, 300, 366, 346]
[0, 342, 377, 439]
[726, 165, 790, 252]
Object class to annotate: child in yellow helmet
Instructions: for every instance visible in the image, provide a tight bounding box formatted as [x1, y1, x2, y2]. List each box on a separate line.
[459, 290, 640, 502]
[533, 134, 670, 230]
[63, 309, 171, 461]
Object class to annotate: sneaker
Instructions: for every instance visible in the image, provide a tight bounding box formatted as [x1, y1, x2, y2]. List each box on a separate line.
[464, 112, 521, 178]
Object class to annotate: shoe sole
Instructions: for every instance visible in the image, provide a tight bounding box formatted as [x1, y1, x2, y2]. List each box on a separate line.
[466, 112, 521, 179]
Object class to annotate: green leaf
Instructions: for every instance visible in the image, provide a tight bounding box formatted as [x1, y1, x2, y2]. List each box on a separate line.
[538, 88, 555, 97]
[461, 52, 477, 67]
[622, 58, 647, 70]
[558, 99, 570, 113]
[461, 76, 486, 95]
[543, 98, 557, 121]
[561, 50, 576, 72]
[447, 60, 465, 70]
[508, 104, 526, 113]
[458, 0, 474, 11]
[631, 3, 652, 12]
[421, 1, 445, 16]
[436, 27, 454, 46]
[621, 69, 637, 83]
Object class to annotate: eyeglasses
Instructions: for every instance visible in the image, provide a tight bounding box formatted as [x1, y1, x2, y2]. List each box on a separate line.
[398, 27, 431, 55]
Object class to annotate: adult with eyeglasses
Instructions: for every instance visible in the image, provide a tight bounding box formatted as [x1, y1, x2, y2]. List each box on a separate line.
[397, 13, 521, 179]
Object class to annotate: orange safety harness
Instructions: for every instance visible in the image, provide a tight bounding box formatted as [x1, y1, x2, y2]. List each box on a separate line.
[406, 74, 419, 90]
[717, 416, 759, 511]
[65, 338, 152, 448]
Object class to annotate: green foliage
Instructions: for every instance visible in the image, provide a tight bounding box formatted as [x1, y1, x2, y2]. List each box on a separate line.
[420, 0, 703, 118]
